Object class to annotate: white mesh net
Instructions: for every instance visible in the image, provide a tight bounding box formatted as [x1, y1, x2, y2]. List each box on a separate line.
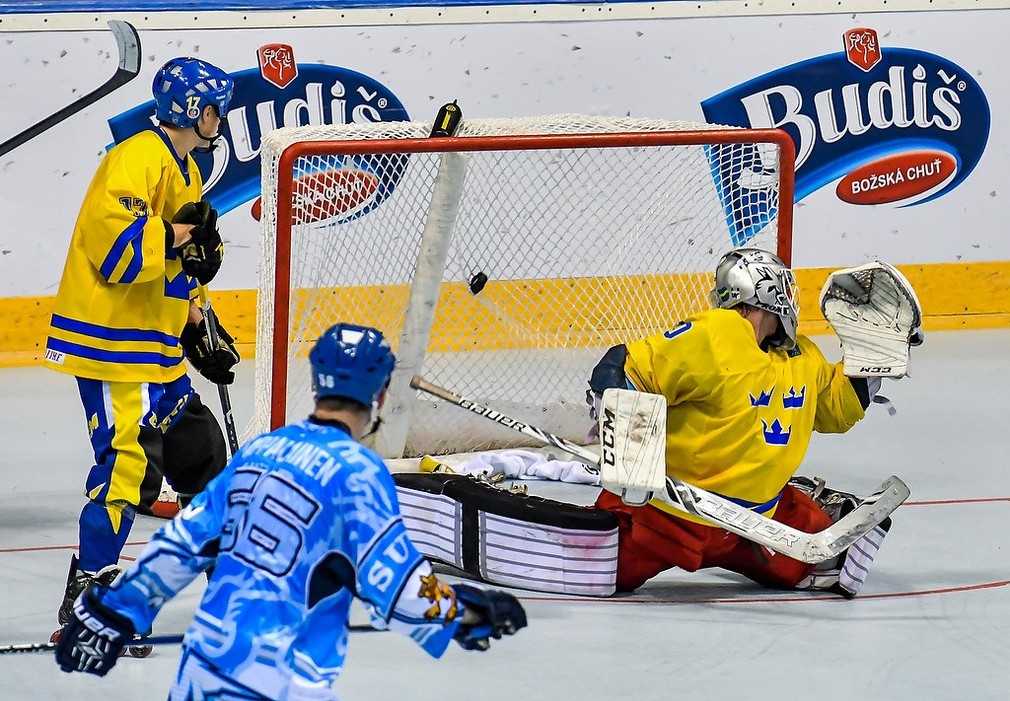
[253, 114, 792, 458]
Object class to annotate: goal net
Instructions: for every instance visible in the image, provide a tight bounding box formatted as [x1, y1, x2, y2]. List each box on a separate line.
[252, 114, 794, 458]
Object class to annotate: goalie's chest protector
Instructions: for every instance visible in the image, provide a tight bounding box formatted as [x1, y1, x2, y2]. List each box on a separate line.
[394, 473, 619, 597]
[625, 310, 863, 515]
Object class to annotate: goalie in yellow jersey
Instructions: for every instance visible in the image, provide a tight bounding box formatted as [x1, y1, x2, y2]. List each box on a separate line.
[43, 57, 241, 633]
[590, 247, 922, 598]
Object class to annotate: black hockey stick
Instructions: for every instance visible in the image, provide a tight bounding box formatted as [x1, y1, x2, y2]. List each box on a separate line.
[198, 285, 240, 456]
[0, 625, 379, 655]
[0, 20, 141, 158]
[409, 375, 910, 564]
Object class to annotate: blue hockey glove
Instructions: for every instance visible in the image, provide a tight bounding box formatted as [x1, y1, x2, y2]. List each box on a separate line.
[451, 583, 527, 651]
[54, 584, 136, 676]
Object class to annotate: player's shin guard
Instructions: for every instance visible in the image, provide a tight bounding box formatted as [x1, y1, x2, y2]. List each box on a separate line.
[77, 500, 135, 573]
[395, 471, 619, 596]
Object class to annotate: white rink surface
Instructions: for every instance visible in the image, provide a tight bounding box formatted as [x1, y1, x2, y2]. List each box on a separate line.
[1, 330, 1008, 701]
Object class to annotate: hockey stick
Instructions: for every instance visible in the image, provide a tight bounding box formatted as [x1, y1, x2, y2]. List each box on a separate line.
[0, 626, 379, 655]
[409, 375, 910, 564]
[197, 285, 240, 456]
[411, 375, 600, 471]
[0, 20, 141, 158]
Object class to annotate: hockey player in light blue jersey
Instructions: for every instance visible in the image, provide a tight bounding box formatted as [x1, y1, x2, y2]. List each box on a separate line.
[54, 322, 527, 700]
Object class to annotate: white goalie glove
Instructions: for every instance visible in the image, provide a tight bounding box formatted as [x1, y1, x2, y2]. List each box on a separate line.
[820, 261, 924, 378]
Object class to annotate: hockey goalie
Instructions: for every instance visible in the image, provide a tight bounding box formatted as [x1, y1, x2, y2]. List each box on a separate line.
[397, 247, 922, 599]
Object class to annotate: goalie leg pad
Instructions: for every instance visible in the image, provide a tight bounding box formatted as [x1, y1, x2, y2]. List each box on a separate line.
[394, 473, 619, 597]
[797, 520, 890, 598]
[791, 475, 892, 598]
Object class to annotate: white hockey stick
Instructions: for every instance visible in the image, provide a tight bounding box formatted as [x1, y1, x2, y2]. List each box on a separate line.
[409, 375, 910, 564]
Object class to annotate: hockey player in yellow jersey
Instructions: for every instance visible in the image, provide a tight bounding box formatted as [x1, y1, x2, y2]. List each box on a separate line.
[590, 247, 922, 598]
[44, 57, 240, 631]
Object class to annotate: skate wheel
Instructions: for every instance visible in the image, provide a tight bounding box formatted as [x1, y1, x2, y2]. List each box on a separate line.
[128, 645, 153, 658]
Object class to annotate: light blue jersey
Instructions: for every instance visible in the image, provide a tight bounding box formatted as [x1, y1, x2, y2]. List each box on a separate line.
[102, 417, 463, 699]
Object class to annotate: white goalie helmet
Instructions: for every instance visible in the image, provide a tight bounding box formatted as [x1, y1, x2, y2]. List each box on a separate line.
[711, 247, 800, 350]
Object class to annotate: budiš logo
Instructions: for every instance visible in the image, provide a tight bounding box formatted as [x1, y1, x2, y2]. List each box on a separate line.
[107, 44, 409, 221]
[702, 28, 989, 208]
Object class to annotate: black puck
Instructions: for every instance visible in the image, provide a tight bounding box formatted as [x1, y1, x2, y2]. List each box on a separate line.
[468, 271, 488, 295]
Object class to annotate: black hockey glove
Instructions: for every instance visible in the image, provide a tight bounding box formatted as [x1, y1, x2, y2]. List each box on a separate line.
[180, 308, 240, 385]
[450, 583, 527, 651]
[54, 584, 136, 676]
[174, 200, 223, 285]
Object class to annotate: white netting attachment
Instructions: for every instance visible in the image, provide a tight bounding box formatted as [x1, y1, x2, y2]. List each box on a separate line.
[252, 114, 794, 458]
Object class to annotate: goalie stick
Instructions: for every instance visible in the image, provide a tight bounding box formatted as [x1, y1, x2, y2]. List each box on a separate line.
[0, 20, 141, 158]
[409, 375, 909, 564]
[0, 626, 379, 655]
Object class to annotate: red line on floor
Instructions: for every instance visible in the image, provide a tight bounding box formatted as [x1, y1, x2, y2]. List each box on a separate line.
[905, 496, 1010, 505]
[0, 541, 150, 554]
[518, 579, 1010, 605]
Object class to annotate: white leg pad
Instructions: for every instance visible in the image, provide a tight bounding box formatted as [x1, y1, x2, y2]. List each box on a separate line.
[395, 473, 618, 597]
[838, 522, 888, 595]
[798, 520, 890, 598]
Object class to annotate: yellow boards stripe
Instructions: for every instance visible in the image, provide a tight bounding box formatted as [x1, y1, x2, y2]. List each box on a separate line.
[3, 261, 1007, 366]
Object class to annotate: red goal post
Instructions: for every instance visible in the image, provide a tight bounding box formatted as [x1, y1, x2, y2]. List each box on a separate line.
[252, 116, 795, 458]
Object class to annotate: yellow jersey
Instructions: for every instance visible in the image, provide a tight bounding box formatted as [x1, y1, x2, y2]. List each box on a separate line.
[44, 129, 202, 383]
[624, 308, 865, 523]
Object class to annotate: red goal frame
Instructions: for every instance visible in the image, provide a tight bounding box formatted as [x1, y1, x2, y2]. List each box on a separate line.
[269, 128, 796, 431]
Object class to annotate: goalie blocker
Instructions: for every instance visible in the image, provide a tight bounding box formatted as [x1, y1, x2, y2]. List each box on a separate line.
[394, 472, 619, 597]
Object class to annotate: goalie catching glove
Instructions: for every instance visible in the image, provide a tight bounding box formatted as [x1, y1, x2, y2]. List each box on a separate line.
[174, 200, 223, 285]
[820, 261, 924, 378]
[451, 583, 527, 651]
[181, 308, 240, 385]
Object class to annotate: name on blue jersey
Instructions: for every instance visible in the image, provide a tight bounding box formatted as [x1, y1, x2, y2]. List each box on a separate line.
[244, 435, 340, 485]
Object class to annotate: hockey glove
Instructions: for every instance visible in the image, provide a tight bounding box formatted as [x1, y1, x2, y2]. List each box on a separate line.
[174, 200, 223, 285]
[820, 261, 923, 378]
[54, 584, 136, 676]
[450, 583, 527, 651]
[181, 308, 240, 385]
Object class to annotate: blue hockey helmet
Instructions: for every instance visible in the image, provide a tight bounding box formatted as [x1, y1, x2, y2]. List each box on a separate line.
[309, 323, 396, 407]
[152, 57, 234, 128]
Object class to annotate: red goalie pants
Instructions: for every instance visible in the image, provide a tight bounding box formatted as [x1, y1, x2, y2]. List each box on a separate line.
[595, 484, 832, 593]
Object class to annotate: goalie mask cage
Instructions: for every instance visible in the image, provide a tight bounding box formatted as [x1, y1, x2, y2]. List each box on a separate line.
[253, 115, 794, 458]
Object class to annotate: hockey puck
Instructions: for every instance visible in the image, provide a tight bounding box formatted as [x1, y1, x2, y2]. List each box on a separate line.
[468, 272, 488, 295]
